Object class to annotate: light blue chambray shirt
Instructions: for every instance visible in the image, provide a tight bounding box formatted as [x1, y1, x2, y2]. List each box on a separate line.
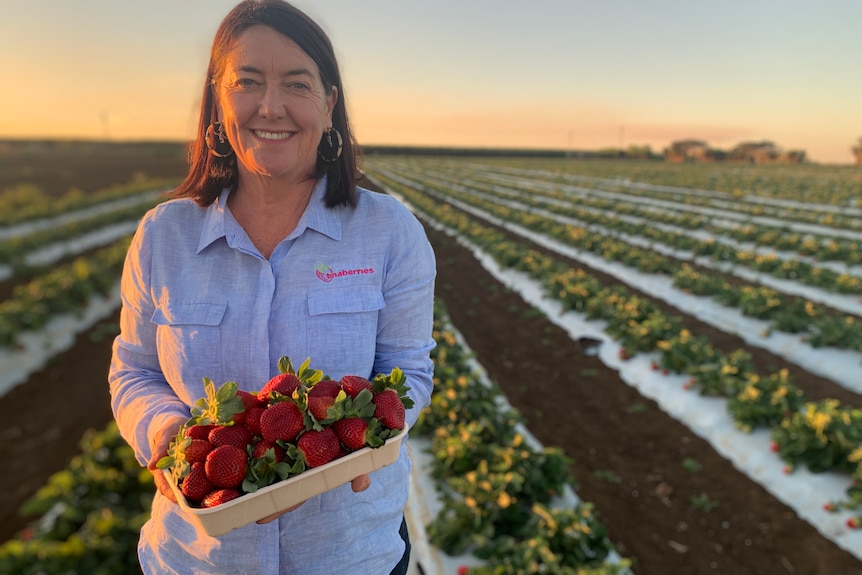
[109, 177, 436, 574]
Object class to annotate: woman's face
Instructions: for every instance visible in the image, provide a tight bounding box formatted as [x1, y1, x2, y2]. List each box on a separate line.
[216, 25, 337, 184]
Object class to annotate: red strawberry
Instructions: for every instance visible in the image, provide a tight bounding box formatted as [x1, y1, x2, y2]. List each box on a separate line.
[245, 406, 265, 436]
[181, 461, 214, 502]
[208, 424, 252, 450]
[184, 424, 217, 440]
[238, 389, 265, 408]
[333, 417, 386, 452]
[373, 388, 406, 430]
[332, 418, 369, 451]
[184, 438, 214, 464]
[201, 488, 242, 508]
[204, 445, 248, 489]
[308, 379, 341, 397]
[307, 397, 337, 422]
[259, 401, 305, 443]
[259, 373, 302, 402]
[231, 390, 264, 424]
[252, 439, 286, 462]
[340, 375, 373, 399]
[296, 428, 342, 468]
[307, 379, 343, 422]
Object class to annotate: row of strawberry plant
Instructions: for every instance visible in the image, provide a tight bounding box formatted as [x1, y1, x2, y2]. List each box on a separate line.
[433, 162, 862, 269]
[0, 237, 130, 347]
[369, 165, 862, 357]
[387, 160, 862, 293]
[0, 193, 159, 266]
[0, 422, 154, 575]
[470, 158, 862, 225]
[372, 170, 862, 522]
[412, 300, 631, 574]
[0, 177, 176, 228]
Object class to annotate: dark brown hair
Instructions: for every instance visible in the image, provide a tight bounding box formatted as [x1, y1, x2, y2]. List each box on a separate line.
[173, 0, 358, 208]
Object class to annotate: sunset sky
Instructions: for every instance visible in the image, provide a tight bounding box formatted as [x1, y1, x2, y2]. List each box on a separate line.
[1, 0, 860, 163]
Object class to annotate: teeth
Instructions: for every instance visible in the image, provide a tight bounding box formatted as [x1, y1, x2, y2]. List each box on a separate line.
[255, 130, 292, 140]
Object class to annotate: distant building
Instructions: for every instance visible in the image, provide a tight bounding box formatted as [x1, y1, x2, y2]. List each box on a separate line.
[664, 140, 712, 163]
[664, 139, 805, 164]
[854, 138, 862, 165]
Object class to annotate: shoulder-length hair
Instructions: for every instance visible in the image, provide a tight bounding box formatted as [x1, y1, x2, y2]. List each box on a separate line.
[173, 0, 358, 208]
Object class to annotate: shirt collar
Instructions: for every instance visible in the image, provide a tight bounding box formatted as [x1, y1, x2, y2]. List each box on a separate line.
[196, 176, 342, 254]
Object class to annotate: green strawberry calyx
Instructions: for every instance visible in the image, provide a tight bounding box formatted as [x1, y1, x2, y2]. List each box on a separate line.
[190, 378, 244, 426]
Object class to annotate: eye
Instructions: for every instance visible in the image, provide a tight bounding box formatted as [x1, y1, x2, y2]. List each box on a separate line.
[238, 78, 258, 87]
[287, 81, 310, 91]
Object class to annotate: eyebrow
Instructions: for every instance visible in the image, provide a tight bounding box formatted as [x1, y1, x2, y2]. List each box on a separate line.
[237, 65, 315, 78]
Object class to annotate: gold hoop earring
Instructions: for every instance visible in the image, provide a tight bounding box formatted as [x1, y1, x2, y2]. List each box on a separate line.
[318, 127, 343, 163]
[205, 122, 234, 158]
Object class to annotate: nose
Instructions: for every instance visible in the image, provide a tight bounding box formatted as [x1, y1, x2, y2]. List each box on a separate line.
[258, 82, 286, 118]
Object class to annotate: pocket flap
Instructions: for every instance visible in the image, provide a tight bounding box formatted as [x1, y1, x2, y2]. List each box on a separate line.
[151, 301, 227, 326]
[307, 289, 384, 316]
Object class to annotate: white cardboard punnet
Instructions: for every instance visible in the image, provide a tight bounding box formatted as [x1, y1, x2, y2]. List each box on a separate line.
[165, 425, 408, 537]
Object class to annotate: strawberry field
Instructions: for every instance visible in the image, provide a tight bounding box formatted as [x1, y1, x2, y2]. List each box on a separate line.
[2, 142, 862, 574]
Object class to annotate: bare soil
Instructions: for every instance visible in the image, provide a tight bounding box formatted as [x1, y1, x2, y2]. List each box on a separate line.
[1, 167, 861, 575]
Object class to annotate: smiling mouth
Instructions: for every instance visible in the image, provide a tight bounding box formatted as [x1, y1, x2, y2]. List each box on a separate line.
[254, 130, 294, 141]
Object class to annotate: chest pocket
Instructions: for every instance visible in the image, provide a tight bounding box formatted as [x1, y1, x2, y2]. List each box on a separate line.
[306, 289, 384, 374]
[151, 301, 227, 397]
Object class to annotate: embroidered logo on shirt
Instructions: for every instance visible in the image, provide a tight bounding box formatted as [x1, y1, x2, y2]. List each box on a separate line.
[315, 262, 375, 283]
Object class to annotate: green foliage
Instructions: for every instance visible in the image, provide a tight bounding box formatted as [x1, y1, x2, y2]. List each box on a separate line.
[772, 400, 862, 474]
[0, 422, 155, 575]
[689, 492, 720, 512]
[0, 238, 130, 347]
[418, 301, 627, 571]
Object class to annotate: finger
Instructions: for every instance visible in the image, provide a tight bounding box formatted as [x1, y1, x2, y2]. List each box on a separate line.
[350, 474, 371, 492]
[151, 468, 178, 503]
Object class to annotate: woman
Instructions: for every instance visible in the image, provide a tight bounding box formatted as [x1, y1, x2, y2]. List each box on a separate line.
[108, 1, 435, 573]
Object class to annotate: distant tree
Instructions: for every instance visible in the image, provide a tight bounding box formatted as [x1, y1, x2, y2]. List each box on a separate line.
[625, 145, 654, 160]
[853, 137, 862, 165]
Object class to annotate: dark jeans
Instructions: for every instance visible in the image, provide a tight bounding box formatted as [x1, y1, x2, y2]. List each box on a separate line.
[388, 516, 411, 575]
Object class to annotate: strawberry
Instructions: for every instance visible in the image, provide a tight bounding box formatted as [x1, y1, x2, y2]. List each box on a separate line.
[184, 424, 217, 440]
[251, 439, 286, 462]
[204, 444, 248, 489]
[330, 389, 380, 451]
[257, 356, 325, 402]
[184, 438, 214, 463]
[340, 375, 373, 399]
[296, 428, 342, 468]
[373, 388, 406, 430]
[308, 379, 342, 398]
[332, 418, 369, 451]
[259, 401, 305, 443]
[332, 417, 384, 451]
[259, 373, 303, 402]
[307, 379, 344, 422]
[201, 488, 242, 508]
[231, 390, 265, 424]
[208, 424, 252, 450]
[370, 367, 413, 431]
[181, 461, 214, 502]
[245, 406, 265, 436]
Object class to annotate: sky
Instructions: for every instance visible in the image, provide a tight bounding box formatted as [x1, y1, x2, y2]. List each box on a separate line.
[1, 0, 860, 164]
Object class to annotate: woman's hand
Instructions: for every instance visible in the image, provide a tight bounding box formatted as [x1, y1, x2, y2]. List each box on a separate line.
[146, 415, 188, 504]
[255, 474, 371, 524]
